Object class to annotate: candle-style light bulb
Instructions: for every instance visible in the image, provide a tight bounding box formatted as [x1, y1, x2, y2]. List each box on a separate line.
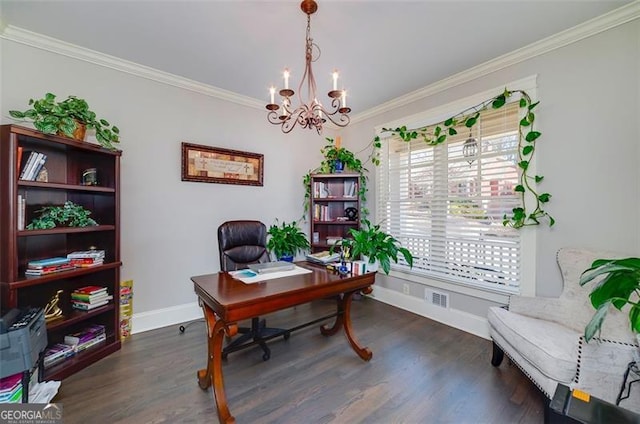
[341, 90, 347, 108]
[283, 69, 290, 90]
[332, 70, 339, 91]
[269, 86, 276, 104]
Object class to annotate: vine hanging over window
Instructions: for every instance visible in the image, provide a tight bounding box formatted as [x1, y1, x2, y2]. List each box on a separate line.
[372, 88, 554, 229]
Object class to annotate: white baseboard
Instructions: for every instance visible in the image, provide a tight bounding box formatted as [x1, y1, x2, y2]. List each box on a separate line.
[368, 286, 491, 340]
[131, 301, 201, 335]
[131, 289, 490, 340]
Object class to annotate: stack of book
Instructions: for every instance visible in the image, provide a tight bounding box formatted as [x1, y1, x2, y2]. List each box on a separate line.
[42, 343, 75, 369]
[25, 257, 73, 276]
[305, 251, 340, 265]
[18, 149, 47, 181]
[71, 286, 113, 311]
[0, 372, 23, 403]
[63, 324, 106, 352]
[67, 250, 105, 268]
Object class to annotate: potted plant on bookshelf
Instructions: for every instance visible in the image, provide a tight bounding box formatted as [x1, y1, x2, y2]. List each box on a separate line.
[266, 219, 310, 262]
[27, 201, 98, 230]
[337, 219, 414, 275]
[9, 93, 120, 150]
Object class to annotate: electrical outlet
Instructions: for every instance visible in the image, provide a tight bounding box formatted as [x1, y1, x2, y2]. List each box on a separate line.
[403, 283, 410, 295]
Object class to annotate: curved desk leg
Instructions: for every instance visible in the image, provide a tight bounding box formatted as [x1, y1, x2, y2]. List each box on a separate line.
[320, 289, 373, 361]
[320, 295, 344, 336]
[342, 289, 373, 361]
[196, 301, 238, 424]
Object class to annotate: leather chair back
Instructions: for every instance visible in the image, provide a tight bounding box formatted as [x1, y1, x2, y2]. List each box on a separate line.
[218, 220, 269, 272]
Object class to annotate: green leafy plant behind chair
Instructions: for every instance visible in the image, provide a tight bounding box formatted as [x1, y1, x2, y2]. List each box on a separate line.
[266, 219, 310, 260]
[10, 93, 120, 150]
[579, 257, 640, 341]
[338, 219, 413, 275]
[27, 201, 98, 230]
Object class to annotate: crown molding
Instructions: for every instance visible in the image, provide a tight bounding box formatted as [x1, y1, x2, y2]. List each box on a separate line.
[0, 25, 265, 110]
[1, 1, 638, 117]
[352, 1, 640, 124]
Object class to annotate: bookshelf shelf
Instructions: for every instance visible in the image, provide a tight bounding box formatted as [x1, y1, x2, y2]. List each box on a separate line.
[1, 124, 122, 381]
[17, 225, 116, 237]
[309, 173, 360, 253]
[46, 303, 116, 332]
[18, 180, 116, 193]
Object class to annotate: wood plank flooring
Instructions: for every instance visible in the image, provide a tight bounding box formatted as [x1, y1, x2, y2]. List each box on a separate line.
[56, 298, 546, 423]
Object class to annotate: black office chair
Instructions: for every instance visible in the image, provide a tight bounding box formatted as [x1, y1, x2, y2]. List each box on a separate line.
[218, 220, 289, 361]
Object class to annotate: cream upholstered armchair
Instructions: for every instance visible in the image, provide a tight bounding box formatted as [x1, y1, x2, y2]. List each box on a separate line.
[488, 247, 640, 412]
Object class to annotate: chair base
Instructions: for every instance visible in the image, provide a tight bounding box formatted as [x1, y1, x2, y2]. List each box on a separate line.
[222, 317, 289, 361]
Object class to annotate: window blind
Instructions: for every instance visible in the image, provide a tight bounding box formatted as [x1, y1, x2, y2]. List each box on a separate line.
[377, 102, 522, 293]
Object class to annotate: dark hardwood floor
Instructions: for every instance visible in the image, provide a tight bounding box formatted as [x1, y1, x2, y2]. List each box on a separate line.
[56, 298, 546, 423]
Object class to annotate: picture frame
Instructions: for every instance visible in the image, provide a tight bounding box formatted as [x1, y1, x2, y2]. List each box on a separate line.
[181, 142, 264, 186]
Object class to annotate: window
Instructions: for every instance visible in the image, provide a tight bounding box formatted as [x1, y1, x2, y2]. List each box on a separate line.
[376, 95, 532, 295]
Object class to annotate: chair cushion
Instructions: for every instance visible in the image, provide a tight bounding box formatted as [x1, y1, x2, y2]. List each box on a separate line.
[488, 306, 580, 384]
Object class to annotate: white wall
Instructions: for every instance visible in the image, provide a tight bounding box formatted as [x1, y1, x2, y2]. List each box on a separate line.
[0, 40, 327, 331]
[341, 20, 639, 337]
[2, 17, 638, 337]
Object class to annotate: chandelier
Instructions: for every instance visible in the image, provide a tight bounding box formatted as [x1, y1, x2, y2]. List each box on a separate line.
[266, 0, 350, 134]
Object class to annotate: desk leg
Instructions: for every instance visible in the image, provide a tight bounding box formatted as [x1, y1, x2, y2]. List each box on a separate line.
[197, 301, 238, 424]
[320, 295, 344, 336]
[321, 289, 373, 362]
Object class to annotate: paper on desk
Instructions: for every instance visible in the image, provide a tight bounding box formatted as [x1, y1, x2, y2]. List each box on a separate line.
[229, 266, 312, 284]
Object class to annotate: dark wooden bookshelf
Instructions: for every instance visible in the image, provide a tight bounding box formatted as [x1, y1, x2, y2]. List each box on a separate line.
[0, 124, 122, 380]
[309, 173, 361, 253]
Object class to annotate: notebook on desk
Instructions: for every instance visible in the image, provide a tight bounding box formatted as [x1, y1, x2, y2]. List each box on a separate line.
[248, 261, 295, 274]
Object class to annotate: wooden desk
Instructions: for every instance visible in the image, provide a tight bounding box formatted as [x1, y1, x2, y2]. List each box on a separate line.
[191, 262, 376, 424]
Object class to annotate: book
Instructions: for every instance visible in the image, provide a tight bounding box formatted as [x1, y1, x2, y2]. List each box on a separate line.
[27, 257, 71, 268]
[17, 195, 25, 231]
[64, 324, 105, 345]
[67, 250, 106, 259]
[306, 251, 340, 264]
[29, 153, 47, 180]
[24, 152, 44, 181]
[74, 333, 106, 352]
[71, 299, 110, 310]
[18, 150, 36, 180]
[71, 292, 111, 302]
[16, 146, 23, 178]
[43, 343, 75, 367]
[73, 285, 108, 295]
[69, 258, 103, 265]
[25, 263, 75, 275]
[70, 259, 104, 268]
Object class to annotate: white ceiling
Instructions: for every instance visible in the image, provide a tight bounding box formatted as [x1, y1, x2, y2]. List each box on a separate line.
[0, 0, 633, 114]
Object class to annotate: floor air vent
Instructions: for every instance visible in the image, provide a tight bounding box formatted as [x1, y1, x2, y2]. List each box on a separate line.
[426, 289, 449, 308]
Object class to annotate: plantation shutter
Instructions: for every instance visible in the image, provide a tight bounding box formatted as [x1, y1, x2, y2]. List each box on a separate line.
[376, 102, 522, 293]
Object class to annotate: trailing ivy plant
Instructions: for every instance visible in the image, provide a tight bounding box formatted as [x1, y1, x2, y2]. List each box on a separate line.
[375, 88, 554, 229]
[302, 137, 380, 219]
[27, 201, 98, 230]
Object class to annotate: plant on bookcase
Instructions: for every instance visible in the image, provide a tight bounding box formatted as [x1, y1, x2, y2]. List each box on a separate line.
[9, 93, 120, 150]
[336, 219, 413, 275]
[27, 201, 97, 230]
[302, 137, 381, 219]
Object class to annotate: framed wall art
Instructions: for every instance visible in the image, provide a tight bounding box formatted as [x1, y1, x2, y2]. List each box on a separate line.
[181, 142, 264, 186]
